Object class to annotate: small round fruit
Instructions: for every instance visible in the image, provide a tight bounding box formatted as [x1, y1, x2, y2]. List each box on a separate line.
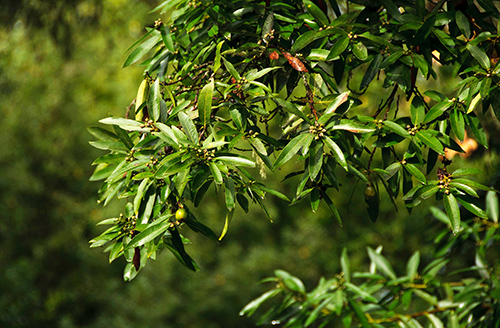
[364, 185, 376, 199]
[175, 208, 187, 220]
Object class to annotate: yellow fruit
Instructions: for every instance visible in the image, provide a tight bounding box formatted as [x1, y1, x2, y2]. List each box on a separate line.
[364, 185, 376, 199]
[175, 208, 187, 220]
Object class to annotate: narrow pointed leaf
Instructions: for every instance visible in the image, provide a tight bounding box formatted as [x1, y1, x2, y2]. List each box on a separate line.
[273, 133, 313, 169]
[360, 54, 383, 90]
[444, 193, 460, 235]
[178, 111, 199, 144]
[125, 216, 171, 249]
[323, 136, 347, 170]
[198, 79, 214, 128]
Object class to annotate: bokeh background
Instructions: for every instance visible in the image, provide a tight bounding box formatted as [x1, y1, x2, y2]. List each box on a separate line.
[1, 1, 500, 327]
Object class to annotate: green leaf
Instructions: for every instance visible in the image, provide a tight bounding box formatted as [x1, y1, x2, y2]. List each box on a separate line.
[360, 54, 383, 90]
[413, 14, 436, 46]
[410, 95, 425, 125]
[198, 79, 214, 128]
[262, 12, 274, 39]
[367, 247, 397, 280]
[383, 120, 410, 137]
[444, 193, 460, 235]
[347, 297, 371, 328]
[290, 30, 318, 54]
[433, 29, 457, 56]
[88, 126, 119, 142]
[253, 184, 290, 201]
[216, 156, 255, 167]
[274, 98, 311, 123]
[416, 131, 444, 154]
[213, 40, 224, 73]
[465, 114, 487, 147]
[345, 282, 378, 303]
[303, 0, 329, 27]
[174, 168, 190, 197]
[425, 314, 444, 328]
[308, 140, 323, 181]
[240, 289, 282, 317]
[404, 163, 426, 183]
[323, 136, 347, 170]
[450, 108, 465, 141]
[455, 10, 470, 39]
[113, 125, 134, 150]
[413, 289, 438, 306]
[327, 35, 350, 60]
[467, 92, 482, 114]
[486, 191, 499, 223]
[219, 209, 234, 241]
[406, 251, 420, 280]
[275, 270, 305, 294]
[134, 178, 150, 214]
[348, 164, 369, 183]
[456, 194, 487, 219]
[160, 24, 174, 52]
[322, 191, 342, 226]
[100, 117, 148, 132]
[413, 53, 429, 76]
[178, 112, 199, 144]
[406, 185, 440, 207]
[423, 100, 453, 124]
[328, 120, 375, 133]
[380, 0, 402, 21]
[305, 295, 334, 327]
[225, 178, 235, 210]
[341, 248, 350, 282]
[222, 57, 241, 81]
[90, 164, 117, 181]
[273, 133, 312, 169]
[125, 216, 171, 249]
[167, 227, 199, 271]
[123, 33, 161, 67]
[467, 44, 490, 69]
[184, 217, 218, 241]
[209, 161, 223, 184]
[149, 79, 161, 122]
[451, 168, 483, 177]
[352, 42, 368, 61]
[324, 91, 349, 114]
[246, 67, 281, 81]
[109, 240, 123, 263]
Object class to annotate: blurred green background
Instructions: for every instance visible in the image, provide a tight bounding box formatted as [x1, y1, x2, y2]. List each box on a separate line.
[1, 1, 500, 327]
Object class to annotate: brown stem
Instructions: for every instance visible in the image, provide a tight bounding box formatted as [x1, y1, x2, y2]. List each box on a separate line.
[377, 85, 398, 120]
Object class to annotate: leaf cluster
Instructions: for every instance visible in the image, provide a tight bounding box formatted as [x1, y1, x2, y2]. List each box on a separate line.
[89, 0, 500, 281]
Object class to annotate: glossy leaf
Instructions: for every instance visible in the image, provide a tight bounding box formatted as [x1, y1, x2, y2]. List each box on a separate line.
[125, 216, 171, 249]
[198, 79, 214, 128]
[410, 95, 425, 125]
[467, 44, 490, 69]
[367, 247, 397, 280]
[360, 54, 382, 90]
[123, 33, 161, 67]
[273, 133, 313, 169]
[178, 112, 199, 144]
[327, 35, 350, 60]
[444, 193, 460, 235]
[323, 136, 347, 170]
[416, 131, 444, 154]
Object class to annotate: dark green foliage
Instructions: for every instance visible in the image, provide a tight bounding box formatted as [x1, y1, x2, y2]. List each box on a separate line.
[243, 194, 500, 327]
[90, 0, 500, 283]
